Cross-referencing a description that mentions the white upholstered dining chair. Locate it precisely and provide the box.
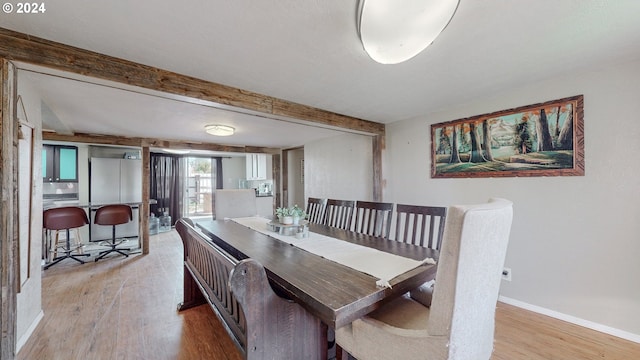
[214,189,257,219]
[336,198,513,360]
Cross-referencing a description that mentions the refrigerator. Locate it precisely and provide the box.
[90,158,142,242]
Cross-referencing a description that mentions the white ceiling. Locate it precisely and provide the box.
[3,0,640,148]
[17,67,347,148]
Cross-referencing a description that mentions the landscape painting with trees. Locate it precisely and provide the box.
[431,95,584,178]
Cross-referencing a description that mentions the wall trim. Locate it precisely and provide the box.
[499,296,640,344]
[15,309,43,352]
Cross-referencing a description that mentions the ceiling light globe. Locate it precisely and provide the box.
[357,0,459,64]
[205,124,235,136]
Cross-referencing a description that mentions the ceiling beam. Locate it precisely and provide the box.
[0,27,385,136]
[42,131,281,154]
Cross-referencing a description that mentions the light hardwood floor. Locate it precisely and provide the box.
[18,230,640,360]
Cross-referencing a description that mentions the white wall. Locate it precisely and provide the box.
[385,59,640,339]
[304,133,373,201]
[16,72,43,350]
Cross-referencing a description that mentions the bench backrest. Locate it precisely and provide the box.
[176,219,247,350]
[176,219,324,360]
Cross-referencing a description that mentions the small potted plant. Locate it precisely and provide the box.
[275,207,293,225]
[290,205,307,225]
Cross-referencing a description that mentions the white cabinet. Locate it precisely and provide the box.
[246,153,267,180]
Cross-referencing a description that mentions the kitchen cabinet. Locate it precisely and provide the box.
[42,145,78,182]
[245,153,267,180]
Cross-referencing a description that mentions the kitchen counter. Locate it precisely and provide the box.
[43,199,157,210]
[43,200,158,246]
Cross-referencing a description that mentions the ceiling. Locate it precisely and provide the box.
[3,0,640,149]
[17,67,347,149]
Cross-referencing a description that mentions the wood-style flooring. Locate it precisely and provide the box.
[18,230,640,360]
[18,230,242,360]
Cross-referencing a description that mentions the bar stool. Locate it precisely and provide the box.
[94,204,133,261]
[43,206,91,270]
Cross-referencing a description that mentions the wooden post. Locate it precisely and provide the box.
[272,153,281,210]
[282,150,289,207]
[372,134,385,202]
[1,58,18,359]
[141,146,150,255]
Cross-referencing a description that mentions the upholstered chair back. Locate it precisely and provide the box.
[215,189,258,219]
[428,198,513,358]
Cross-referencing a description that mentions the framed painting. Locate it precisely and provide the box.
[431,95,584,178]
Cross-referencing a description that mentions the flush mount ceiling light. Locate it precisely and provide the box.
[164,149,190,155]
[356,0,460,64]
[205,124,235,136]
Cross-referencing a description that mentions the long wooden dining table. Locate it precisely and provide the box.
[194,218,438,329]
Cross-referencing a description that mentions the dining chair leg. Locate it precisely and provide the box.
[52,230,59,259]
[74,228,84,254]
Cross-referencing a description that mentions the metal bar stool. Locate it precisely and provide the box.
[43,206,91,270]
[93,204,133,261]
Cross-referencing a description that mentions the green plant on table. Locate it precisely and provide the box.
[276,205,307,219]
[290,205,307,219]
[275,207,292,218]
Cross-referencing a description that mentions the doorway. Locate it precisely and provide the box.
[185,157,215,219]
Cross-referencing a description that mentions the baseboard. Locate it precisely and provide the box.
[498,296,640,344]
[16,309,44,352]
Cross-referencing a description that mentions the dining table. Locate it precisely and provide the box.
[194,217,438,329]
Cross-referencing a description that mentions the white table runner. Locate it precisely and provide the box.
[230,217,436,287]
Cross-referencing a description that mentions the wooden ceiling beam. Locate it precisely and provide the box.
[42,131,281,154]
[43,132,143,147]
[0,27,385,136]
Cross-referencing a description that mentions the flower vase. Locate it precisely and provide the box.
[281,216,293,225]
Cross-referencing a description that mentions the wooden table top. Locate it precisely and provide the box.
[196,219,438,329]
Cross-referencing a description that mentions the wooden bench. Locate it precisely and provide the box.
[176,219,324,359]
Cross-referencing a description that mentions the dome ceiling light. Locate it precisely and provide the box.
[205,124,235,136]
[163,149,190,154]
[356,0,460,64]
